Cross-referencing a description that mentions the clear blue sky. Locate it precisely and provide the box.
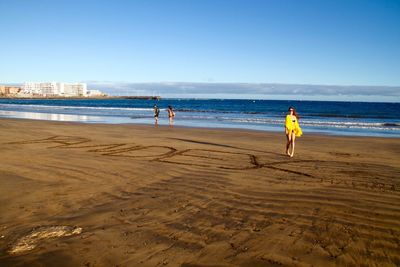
[1,0,399,88]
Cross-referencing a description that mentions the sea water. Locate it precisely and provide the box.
[0,99,399,137]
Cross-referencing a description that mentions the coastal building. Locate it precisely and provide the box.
[23,82,59,95]
[63,83,87,96]
[0,85,21,95]
[86,89,104,97]
[22,82,88,97]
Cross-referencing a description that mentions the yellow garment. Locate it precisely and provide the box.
[285,115,303,137]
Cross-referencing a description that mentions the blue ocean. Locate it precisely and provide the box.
[0,99,399,137]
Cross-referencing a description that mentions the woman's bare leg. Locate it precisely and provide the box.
[286,133,291,156]
[290,133,296,157]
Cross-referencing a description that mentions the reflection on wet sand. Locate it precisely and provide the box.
[0,110,93,122]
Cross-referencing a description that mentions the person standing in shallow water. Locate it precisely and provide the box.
[285,107,302,157]
[167,105,175,125]
[153,104,160,125]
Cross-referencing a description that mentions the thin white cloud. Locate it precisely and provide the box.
[87,82,400,99]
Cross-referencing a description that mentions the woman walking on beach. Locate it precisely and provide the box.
[285,107,302,157]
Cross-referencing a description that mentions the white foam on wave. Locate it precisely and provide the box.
[209,117,400,131]
[0,104,398,133]
[0,103,154,111]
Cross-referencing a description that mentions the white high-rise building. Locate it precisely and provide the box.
[63,83,87,96]
[22,82,44,95]
[22,82,88,96]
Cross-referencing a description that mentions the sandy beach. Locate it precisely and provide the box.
[0,118,399,267]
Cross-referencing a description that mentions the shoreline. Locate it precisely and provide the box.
[1,99,399,138]
[1,112,399,139]
[0,118,399,266]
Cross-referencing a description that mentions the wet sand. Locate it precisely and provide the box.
[0,118,399,267]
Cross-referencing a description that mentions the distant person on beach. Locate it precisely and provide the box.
[153,104,160,125]
[285,106,302,157]
[167,105,175,125]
